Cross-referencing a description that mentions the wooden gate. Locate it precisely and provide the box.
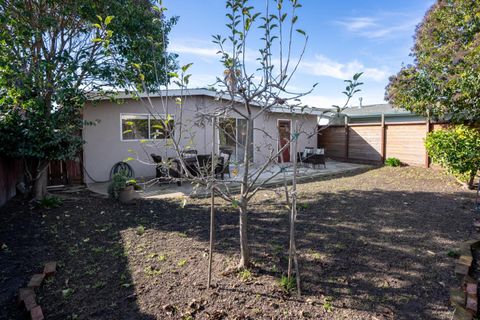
[48,158,83,186]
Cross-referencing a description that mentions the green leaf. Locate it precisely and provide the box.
[181,63,193,73]
[295,29,306,36]
[104,16,114,25]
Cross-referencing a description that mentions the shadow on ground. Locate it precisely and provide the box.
[0,166,476,319]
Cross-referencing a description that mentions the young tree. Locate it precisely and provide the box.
[0,0,177,199]
[105,1,362,282]
[385,0,480,123]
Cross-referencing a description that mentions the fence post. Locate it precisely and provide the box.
[380,113,386,163]
[344,116,349,160]
[424,118,431,168]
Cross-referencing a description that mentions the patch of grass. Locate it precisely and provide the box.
[62,288,74,299]
[92,246,105,254]
[385,157,401,167]
[311,252,322,260]
[39,195,63,209]
[136,225,145,235]
[176,232,187,238]
[323,296,334,313]
[144,265,162,277]
[177,259,187,267]
[279,275,296,292]
[447,250,460,258]
[238,269,252,281]
[272,243,283,254]
[92,280,106,289]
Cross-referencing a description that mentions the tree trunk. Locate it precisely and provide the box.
[238,203,250,268]
[468,171,477,189]
[34,165,48,200]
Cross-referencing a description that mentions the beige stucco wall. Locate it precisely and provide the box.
[82,95,318,183]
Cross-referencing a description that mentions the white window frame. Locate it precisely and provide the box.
[120,113,174,141]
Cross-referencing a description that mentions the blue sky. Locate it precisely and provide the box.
[163,0,434,108]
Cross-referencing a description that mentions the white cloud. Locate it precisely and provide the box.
[335,14,420,40]
[338,17,378,32]
[169,43,218,58]
[300,54,388,82]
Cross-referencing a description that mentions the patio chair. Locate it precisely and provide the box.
[151,154,166,178]
[151,153,182,186]
[297,147,314,163]
[304,148,326,169]
[181,149,198,159]
[217,150,232,179]
[297,147,326,169]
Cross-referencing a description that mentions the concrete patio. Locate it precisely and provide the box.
[87,160,371,199]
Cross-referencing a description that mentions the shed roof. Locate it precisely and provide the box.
[341,103,414,118]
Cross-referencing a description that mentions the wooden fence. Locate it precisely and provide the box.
[318,117,447,167]
[0,157,23,207]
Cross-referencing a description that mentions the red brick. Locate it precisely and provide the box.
[466,294,478,315]
[456,264,470,276]
[18,287,35,303]
[30,305,44,320]
[28,274,45,289]
[23,293,37,311]
[467,283,478,295]
[459,255,474,267]
[43,261,57,277]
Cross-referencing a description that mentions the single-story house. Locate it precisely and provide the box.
[82,89,322,183]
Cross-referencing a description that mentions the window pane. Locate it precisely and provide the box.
[122,115,148,140]
[150,118,174,139]
[237,119,253,162]
[219,118,236,160]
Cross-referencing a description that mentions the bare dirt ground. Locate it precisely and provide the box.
[0,166,477,319]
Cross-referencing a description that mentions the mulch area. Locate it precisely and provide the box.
[0,166,477,319]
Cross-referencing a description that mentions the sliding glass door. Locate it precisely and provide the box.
[218,118,253,163]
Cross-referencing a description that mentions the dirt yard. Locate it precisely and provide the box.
[0,166,477,319]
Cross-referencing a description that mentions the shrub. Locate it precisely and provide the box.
[279,275,296,293]
[384,157,401,167]
[238,269,252,281]
[39,195,63,208]
[107,171,139,199]
[425,125,480,188]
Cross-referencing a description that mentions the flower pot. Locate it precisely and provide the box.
[118,185,135,204]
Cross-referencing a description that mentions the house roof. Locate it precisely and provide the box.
[340,103,415,118]
[89,88,327,116]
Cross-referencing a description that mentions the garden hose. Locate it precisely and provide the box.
[110,162,135,179]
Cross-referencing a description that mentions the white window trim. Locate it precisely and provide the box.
[120,113,174,142]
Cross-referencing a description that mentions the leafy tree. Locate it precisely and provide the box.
[0,0,177,199]
[386,0,480,123]
[425,125,480,188]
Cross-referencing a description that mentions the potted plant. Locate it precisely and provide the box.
[108,171,139,203]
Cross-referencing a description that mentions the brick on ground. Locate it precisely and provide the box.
[453,306,474,320]
[28,274,45,289]
[466,294,478,315]
[43,261,57,277]
[17,287,35,304]
[23,293,37,311]
[459,255,474,267]
[466,282,478,296]
[451,287,467,307]
[30,305,44,320]
[456,264,470,276]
